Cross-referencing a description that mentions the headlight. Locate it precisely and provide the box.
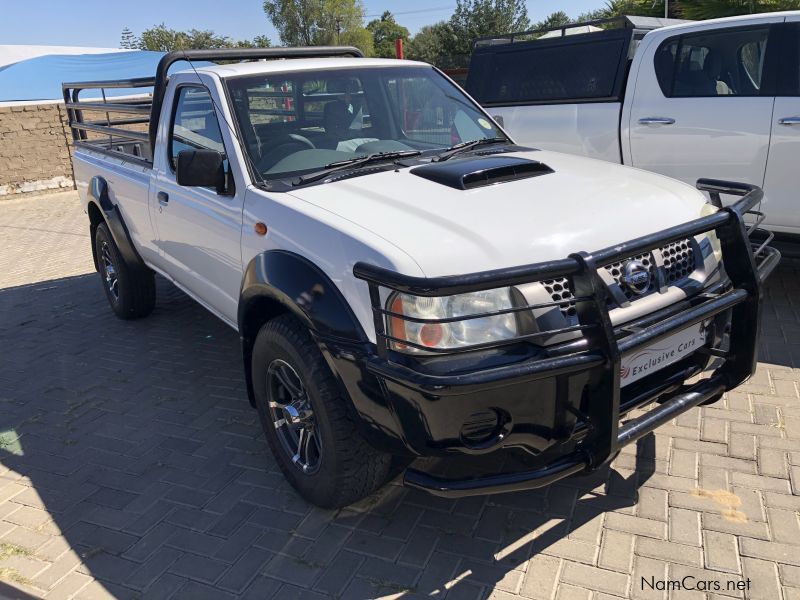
[387,287,519,353]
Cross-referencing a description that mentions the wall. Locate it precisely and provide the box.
[0,103,75,198]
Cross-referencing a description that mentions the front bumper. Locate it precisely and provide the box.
[349,179,780,497]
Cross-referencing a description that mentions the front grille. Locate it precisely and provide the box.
[662,239,695,283]
[543,278,577,318]
[543,237,698,318]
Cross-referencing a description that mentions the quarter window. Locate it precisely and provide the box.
[655,27,771,98]
[170,86,226,170]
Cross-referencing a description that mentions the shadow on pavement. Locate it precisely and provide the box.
[0,263,791,598]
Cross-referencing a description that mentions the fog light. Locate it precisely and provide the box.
[460,409,502,445]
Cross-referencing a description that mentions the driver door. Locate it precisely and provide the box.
[152,84,245,326]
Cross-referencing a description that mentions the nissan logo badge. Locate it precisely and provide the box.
[623,260,651,295]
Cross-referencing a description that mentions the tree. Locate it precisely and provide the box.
[137,24,271,51]
[367,11,411,58]
[234,35,273,48]
[447,0,530,58]
[339,27,374,55]
[120,27,139,49]
[138,24,229,51]
[406,22,452,65]
[527,11,572,36]
[263,0,320,45]
[263,0,374,54]
[576,7,612,21]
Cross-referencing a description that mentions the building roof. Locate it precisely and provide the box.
[0,45,129,69]
[0,51,166,103]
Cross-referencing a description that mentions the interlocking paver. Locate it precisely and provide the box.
[1,190,799,599]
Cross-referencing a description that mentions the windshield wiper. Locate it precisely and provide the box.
[431,137,509,162]
[292,150,422,186]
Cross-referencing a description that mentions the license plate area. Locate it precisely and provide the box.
[620,323,708,388]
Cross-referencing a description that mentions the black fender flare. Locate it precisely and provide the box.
[238,250,368,401]
[238,250,411,454]
[87,176,148,271]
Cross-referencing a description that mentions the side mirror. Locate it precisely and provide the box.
[175,149,228,193]
[493,115,505,128]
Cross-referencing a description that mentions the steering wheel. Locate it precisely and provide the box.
[258,134,315,172]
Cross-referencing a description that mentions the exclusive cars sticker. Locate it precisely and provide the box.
[620,323,707,387]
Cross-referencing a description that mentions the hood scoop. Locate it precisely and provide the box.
[411,155,553,190]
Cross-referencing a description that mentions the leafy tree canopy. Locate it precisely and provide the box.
[447,0,530,56]
[406,21,452,65]
[263,0,373,54]
[533,11,572,30]
[367,11,411,58]
[137,24,270,51]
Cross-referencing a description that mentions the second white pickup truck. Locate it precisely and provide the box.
[64,47,778,508]
[467,12,800,237]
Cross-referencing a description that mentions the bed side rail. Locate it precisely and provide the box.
[62,77,155,167]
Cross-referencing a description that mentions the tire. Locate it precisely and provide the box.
[94,222,155,319]
[252,314,392,508]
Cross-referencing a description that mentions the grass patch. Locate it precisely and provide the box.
[0,430,23,457]
[0,566,32,586]
[0,543,32,561]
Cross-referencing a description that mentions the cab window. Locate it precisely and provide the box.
[169,86,226,170]
[655,26,771,98]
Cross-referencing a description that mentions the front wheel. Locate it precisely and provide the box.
[252,315,392,508]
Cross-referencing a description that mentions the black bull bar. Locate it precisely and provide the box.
[353,179,781,497]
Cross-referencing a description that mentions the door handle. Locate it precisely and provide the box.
[778,117,800,126]
[157,191,169,205]
[638,117,675,126]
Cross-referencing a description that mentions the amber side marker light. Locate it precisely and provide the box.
[254,222,268,236]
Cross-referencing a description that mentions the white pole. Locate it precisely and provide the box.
[665,0,669,18]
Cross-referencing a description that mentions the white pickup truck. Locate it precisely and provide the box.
[467,12,800,238]
[65,48,778,508]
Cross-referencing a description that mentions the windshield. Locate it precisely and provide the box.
[225,65,507,183]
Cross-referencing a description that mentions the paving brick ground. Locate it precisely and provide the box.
[0,191,798,600]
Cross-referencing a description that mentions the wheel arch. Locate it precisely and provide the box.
[87,200,104,271]
[86,175,148,272]
[238,250,368,406]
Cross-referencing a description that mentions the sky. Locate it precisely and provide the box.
[0,0,605,48]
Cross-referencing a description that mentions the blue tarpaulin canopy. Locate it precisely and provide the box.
[0,51,177,102]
